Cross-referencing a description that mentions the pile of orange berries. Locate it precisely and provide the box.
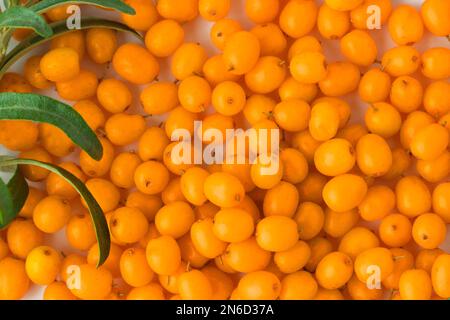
[0,0,449,300]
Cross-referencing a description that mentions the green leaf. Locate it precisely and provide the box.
[29,0,135,15]
[0,93,103,161]
[0,162,29,228]
[0,6,53,37]
[0,158,110,266]
[0,18,142,76]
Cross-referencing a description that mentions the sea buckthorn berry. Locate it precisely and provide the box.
[66,214,96,251]
[421,0,450,36]
[382,248,414,290]
[178,235,209,269]
[424,81,450,118]
[358,185,395,221]
[245,0,279,23]
[396,176,431,218]
[25,246,61,285]
[400,111,435,149]
[340,30,377,66]
[318,3,351,40]
[113,43,159,84]
[110,207,149,244]
[46,162,86,200]
[263,181,299,218]
[0,258,30,300]
[356,134,393,177]
[138,127,170,162]
[141,81,178,115]
[338,227,380,260]
[46,4,70,21]
[280,271,318,300]
[251,23,287,57]
[163,142,195,175]
[273,99,310,132]
[79,137,115,178]
[199,0,230,21]
[73,100,105,132]
[204,172,245,208]
[155,201,195,238]
[110,152,142,189]
[85,178,120,212]
[399,269,432,300]
[314,138,356,176]
[314,288,344,300]
[336,124,368,146]
[294,202,324,241]
[382,147,411,180]
[323,174,368,212]
[56,69,98,101]
[245,56,287,94]
[157,0,198,22]
[250,156,284,190]
[171,42,208,80]
[358,68,391,103]
[127,192,163,221]
[157,261,187,293]
[410,123,448,161]
[237,271,281,300]
[290,52,327,84]
[43,282,77,300]
[417,151,450,183]
[120,248,154,288]
[121,0,158,31]
[291,130,321,163]
[7,219,44,259]
[40,47,79,82]
[319,61,360,97]
[203,55,240,86]
[210,18,242,50]
[389,5,424,45]
[275,241,311,274]
[87,243,122,277]
[194,202,220,220]
[306,237,334,272]
[165,106,199,138]
[50,31,85,60]
[354,247,394,282]
[390,76,423,113]
[223,31,260,75]
[381,46,420,77]
[97,78,132,114]
[279,77,318,103]
[221,160,255,193]
[19,147,53,181]
[0,120,38,152]
[296,172,328,205]
[126,283,165,300]
[179,76,211,113]
[279,0,318,38]
[280,148,308,184]
[288,36,322,61]
[421,47,450,80]
[19,187,44,218]
[350,0,392,29]
[324,208,359,238]
[433,183,450,223]
[161,178,185,205]
[315,252,353,290]
[213,208,254,243]
[178,270,213,300]
[191,218,227,259]
[416,248,444,273]
[202,265,234,300]
[33,196,71,234]
[39,123,74,157]
[70,264,113,300]
[314,97,351,129]
[86,28,117,64]
[347,274,384,300]
[134,161,170,196]
[145,19,184,58]
[412,213,447,249]
[326,0,363,11]
[256,216,298,252]
[365,102,402,138]
[24,56,51,89]
[223,237,270,273]
[431,254,450,299]
[105,113,146,146]
[379,213,412,248]
[180,167,209,206]
[309,101,341,141]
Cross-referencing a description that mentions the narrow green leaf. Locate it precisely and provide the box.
[0,6,53,37]
[29,0,135,15]
[0,162,29,228]
[0,18,142,76]
[0,158,110,266]
[0,93,103,161]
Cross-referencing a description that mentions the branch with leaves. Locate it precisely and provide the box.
[0,0,140,266]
